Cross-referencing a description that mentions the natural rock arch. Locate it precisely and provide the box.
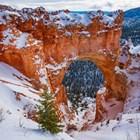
[0,6,126,121]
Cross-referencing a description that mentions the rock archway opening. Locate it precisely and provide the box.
[62,60,104,112]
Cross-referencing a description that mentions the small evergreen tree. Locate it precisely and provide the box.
[37,88,63,134]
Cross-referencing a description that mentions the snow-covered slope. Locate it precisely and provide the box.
[0,62,40,115]
[122,7,140,46]
[0,62,74,140]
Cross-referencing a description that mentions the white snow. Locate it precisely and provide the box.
[1,28,28,48]
[0,62,74,140]
[80,31,91,37]
[33,55,48,85]
[97,87,106,94]
[55,87,60,94]
[0,62,39,95]
[103,15,115,27]
[0,10,20,24]
[73,113,140,140]
[1,27,41,49]
[15,33,29,49]
[0,6,121,29]
[129,45,140,55]
[49,10,117,27]
[46,61,67,71]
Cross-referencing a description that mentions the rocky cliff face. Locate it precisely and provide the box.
[0,5,125,121]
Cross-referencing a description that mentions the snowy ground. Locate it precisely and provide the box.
[0,62,74,140]
[73,113,140,140]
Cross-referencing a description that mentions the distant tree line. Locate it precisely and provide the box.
[62,60,104,110]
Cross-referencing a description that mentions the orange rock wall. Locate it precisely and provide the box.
[0,5,125,121]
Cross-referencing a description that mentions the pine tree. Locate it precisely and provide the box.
[36,88,63,134]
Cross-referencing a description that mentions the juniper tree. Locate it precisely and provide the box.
[37,88,63,134]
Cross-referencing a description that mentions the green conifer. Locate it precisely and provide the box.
[37,88,63,134]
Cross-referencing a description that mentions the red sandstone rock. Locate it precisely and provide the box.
[0,5,126,121]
